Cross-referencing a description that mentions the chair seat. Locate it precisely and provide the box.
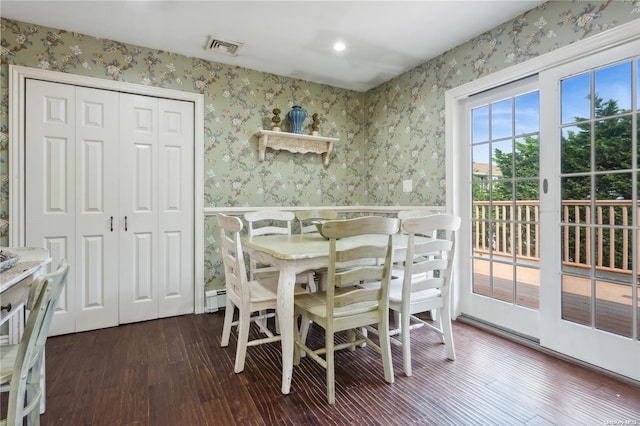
[294,289,379,319]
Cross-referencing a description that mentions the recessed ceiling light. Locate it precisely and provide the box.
[333,41,346,52]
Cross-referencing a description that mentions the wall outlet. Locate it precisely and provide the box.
[402,179,412,192]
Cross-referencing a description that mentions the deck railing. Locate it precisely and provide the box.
[473,200,638,275]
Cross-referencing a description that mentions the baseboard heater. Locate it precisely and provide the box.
[205,289,227,312]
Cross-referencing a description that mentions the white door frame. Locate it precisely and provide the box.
[445,20,640,320]
[9,65,206,314]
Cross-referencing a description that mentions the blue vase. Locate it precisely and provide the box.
[288,105,306,134]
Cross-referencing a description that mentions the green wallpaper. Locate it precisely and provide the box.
[1,0,638,291]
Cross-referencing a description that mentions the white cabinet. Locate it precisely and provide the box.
[25,79,194,335]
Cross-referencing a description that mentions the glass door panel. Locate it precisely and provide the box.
[559,60,637,339]
[465,77,541,338]
[540,41,639,381]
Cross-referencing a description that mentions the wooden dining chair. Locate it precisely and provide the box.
[0,260,70,426]
[293,216,399,404]
[244,210,316,291]
[217,213,306,373]
[362,214,460,376]
[295,209,339,234]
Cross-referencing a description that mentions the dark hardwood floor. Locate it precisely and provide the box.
[33,312,640,425]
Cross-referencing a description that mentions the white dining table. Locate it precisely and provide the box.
[1,246,51,413]
[242,232,416,395]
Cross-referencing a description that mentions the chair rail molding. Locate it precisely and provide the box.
[255,129,339,167]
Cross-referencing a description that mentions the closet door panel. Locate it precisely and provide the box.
[119,94,159,323]
[74,87,119,332]
[25,79,77,336]
[157,99,194,316]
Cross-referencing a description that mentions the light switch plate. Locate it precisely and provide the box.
[403,179,412,192]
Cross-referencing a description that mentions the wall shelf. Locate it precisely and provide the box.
[256,129,339,167]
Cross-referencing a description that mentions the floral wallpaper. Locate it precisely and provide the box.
[1,0,639,293]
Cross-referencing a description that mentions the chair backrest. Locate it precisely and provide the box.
[397,210,440,220]
[321,216,400,325]
[397,210,440,235]
[6,260,69,425]
[244,210,295,237]
[244,210,295,280]
[217,213,251,303]
[295,209,339,234]
[401,214,461,302]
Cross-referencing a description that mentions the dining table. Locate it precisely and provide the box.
[0,246,51,413]
[1,247,52,334]
[242,231,419,395]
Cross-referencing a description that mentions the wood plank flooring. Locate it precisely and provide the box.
[29,312,640,425]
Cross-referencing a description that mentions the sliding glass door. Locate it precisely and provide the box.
[539,42,640,380]
[462,77,542,339]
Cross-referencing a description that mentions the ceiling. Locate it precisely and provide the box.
[1,1,546,92]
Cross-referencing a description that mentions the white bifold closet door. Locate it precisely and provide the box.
[25,79,194,336]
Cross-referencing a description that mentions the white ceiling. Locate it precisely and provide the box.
[1,0,546,92]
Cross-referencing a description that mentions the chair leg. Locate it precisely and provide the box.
[221,300,235,347]
[433,307,445,344]
[440,307,456,361]
[326,328,336,404]
[393,311,400,329]
[299,314,310,349]
[378,319,395,384]
[294,312,310,364]
[234,309,251,373]
[346,329,356,351]
[401,309,412,377]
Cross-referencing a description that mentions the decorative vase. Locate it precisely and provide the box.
[287,105,306,134]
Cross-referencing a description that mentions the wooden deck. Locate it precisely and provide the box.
[11,312,638,425]
[473,258,639,338]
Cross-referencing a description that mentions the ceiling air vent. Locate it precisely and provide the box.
[204,36,243,56]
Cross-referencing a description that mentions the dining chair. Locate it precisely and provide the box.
[0,260,70,426]
[362,214,460,376]
[295,209,339,234]
[293,216,399,404]
[395,209,441,321]
[217,213,306,373]
[396,209,440,221]
[244,210,316,292]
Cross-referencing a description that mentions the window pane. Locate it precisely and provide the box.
[515,92,539,135]
[472,106,489,143]
[595,61,632,113]
[473,258,491,297]
[637,59,640,111]
[595,280,633,337]
[562,225,591,270]
[516,265,539,309]
[561,72,591,124]
[493,261,514,303]
[562,176,591,204]
[514,217,538,258]
[562,275,591,326]
[491,99,512,140]
[637,286,640,340]
[595,117,632,172]
[515,136,539,178]
[472,220,492,253]
[593,224,632,285]
[561,126,591,174]
[492,139,512,181]
[595,172,632,205]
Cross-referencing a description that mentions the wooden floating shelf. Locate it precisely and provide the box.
[256,129,339,167]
